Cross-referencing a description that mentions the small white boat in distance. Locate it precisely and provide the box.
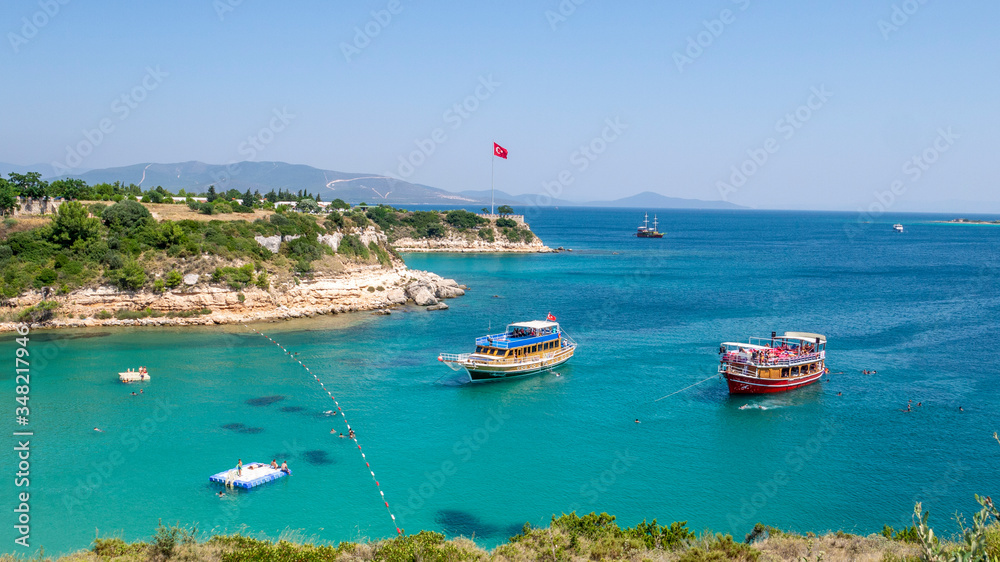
[119,366,150,383]
[893,224,904,232]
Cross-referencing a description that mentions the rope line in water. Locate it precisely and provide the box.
[653,374,719,402]
[244,325,403,536]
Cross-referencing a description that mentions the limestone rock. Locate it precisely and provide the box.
[426,302,449,311]
[407,284,438,306]
[183,274,199,285]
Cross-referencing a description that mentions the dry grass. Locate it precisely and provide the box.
[755,533,920,561]
[0,216,51,237]
[142,203,274,222]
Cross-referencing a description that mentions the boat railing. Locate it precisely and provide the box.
[475,332,561,349]
[442,346,574,367]
[722,351,824,367]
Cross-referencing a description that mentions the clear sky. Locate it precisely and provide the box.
[2,0,998,211]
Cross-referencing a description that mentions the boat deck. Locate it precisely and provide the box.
[209,463,290,489]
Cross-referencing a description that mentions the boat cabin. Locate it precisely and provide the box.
[472,321,564,359]
[720,332,826,378]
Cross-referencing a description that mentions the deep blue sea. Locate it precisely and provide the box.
[3,208,1000,555]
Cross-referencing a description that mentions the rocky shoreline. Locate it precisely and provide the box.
[393,233,551,253]
[0,265,465,332]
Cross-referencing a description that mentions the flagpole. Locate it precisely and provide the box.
[490,148,495,215]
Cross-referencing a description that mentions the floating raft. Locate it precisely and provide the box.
[119,367,150,383]
[209,463,290,489]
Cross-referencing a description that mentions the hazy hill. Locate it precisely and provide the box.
[17,159,743,209]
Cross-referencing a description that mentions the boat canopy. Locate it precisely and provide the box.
[508,321,559,330]
[720,342,771,350]
[782,332,826,343]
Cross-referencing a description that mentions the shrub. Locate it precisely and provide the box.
[237,292,245,302]
[368,241,392,266]
[213,201,233,214]
[521,229,534,243]
[337,234,370,260]
[16,300,58,323]
[284,236,324,263]
[255,271,270,290]
[153,279,165,292]
[101,200,152,231]
[33,268,57,287]
[504,227,520,242]
[109,261,147,291]
[445,209,487,229]
[496,217,517,228]
[96,309,112,319]
[478,227,495,242]
[164,270,183,288]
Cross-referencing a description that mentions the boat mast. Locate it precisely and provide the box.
[653,214,658,232]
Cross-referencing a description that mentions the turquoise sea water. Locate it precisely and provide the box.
[3,208,1000,555]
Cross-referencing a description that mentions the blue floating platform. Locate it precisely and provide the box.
[209,463,290,489]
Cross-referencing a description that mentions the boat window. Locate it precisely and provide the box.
[781,368,789,377]
[791,366,799,376]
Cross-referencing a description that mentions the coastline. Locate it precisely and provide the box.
[0,264,465,332]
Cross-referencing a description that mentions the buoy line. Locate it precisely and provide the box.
[653,374,719,402]
[244,325,403,535]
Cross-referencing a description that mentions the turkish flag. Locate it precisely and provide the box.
[493,142,508,159]
[546,313,556,321]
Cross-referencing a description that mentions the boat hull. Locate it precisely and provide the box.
[462,351,573,382]
[724,370,823,394]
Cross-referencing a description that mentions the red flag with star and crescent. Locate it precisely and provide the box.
[547,312,556,321]
[493,142,508,159]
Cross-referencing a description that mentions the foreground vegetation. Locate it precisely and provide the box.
[7,505,1000,562]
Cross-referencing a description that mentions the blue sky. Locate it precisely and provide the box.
[2,0,998,210]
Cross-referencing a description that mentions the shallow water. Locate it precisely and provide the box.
[2,208,998,554]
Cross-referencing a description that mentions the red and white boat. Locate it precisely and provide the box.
[719,332,827,394]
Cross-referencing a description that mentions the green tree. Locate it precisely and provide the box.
[0,178,18,216]
[9,172,48,199]
[330,198,350,210]
[50,201,100,246]
[497,204,514,215]
[297,198,319,213]
[101,200,152,231]
[206,185,217,202]
[48,178,87,200]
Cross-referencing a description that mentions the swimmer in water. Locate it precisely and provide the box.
[216,491,225,497]
[93,427,104,432]
[837,392,842,396]
[131,392,137,396]
[634,419,640,423]
[339,433,345,438]
[959,406,964,412]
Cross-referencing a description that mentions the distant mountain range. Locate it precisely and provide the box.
[0,160,746,209]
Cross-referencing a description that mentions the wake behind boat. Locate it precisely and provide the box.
[438,319,577,381]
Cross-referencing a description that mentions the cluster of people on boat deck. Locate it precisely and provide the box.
[510,327,553,338]
[733,343,816,364]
